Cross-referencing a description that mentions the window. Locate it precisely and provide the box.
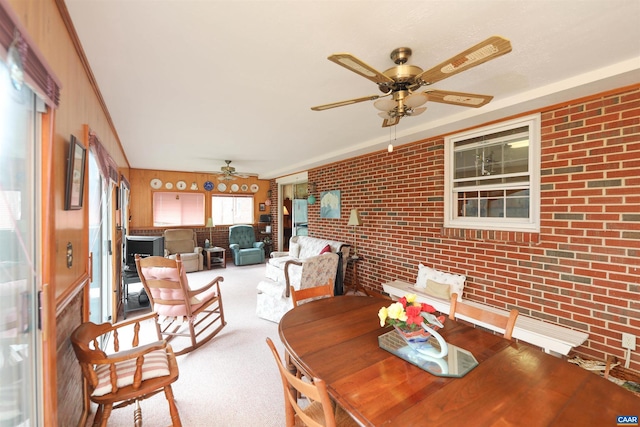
[153,192,204,226]
[212,195,254,225]
[444,114,540,231]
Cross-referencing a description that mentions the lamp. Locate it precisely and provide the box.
[283,205,289,216]
[347,208,363,258]
[206,217,214,248]
[374,90,428,122]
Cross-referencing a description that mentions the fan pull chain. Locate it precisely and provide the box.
[388,125,396,153]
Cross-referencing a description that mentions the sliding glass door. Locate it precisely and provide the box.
[88,152,113,324]
[0,53,42,426]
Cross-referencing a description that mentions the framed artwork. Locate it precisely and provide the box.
[259,203,266,211]
[65,135,86,210]
[320,190,341,219]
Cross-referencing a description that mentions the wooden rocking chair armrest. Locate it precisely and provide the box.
[188,276,224,297]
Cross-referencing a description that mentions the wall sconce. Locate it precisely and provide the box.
[307,182,317,205]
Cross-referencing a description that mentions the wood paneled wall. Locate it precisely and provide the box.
[129,168,271,229]
[6,1,131,424]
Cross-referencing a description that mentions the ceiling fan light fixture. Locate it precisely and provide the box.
[404,92,428,108]
[378,111,391,119]
[374,98,397,111]
[408,106,427,116]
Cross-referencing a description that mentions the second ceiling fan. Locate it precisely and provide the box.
[311,36,512,127]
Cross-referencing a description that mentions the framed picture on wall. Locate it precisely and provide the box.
[320,190,341,219]
[65,134,86,210]
[259,203,266,211]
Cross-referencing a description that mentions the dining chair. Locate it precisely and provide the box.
[135,253,226,356]
[71,312,181,427]
[266,338,359,427]
[449,293,519,340]
[291,279,334,307]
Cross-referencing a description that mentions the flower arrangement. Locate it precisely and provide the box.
[378,294,441,331]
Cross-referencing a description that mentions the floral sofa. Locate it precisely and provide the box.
[256,252,339,322]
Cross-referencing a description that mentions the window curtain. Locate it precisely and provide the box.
[0,0,62,108]
[88,129,118,184]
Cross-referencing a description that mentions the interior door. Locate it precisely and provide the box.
[0,54,42,426]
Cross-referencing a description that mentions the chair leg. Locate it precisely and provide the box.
[91,404,104,427]
[97,403,112,427]
[164,385,182,427]
[134,400,142,427]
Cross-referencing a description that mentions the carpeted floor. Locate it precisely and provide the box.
[89,262,286,426]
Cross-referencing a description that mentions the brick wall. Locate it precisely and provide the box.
[304,85,640,371]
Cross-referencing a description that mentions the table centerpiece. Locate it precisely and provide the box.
[378,294,449,358]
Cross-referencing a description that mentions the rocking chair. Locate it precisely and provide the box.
[135,254,226,356]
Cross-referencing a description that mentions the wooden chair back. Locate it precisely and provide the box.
[291,279,334,307]
[266,338,357,427]
[70,313,181,426]
[449,293,519,340]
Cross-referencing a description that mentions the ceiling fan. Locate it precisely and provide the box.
[216,160,248,181]
[311,36,512,127]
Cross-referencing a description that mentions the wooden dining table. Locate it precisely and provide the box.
[278,295,639,426]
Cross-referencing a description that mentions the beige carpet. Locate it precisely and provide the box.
[91,262,285,426]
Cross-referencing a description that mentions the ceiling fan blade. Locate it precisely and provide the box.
[425,90,493,108]
[328,53,394,85]
[311,95,381,111]
[416,36,512,85]
[382,116,400,127]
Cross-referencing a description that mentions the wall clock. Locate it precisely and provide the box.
[150,178,162,189]
[204,181,214,191]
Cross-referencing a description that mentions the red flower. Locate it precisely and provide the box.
[421,303,436,314]
[398,296,408,308]
[405,305,424,326]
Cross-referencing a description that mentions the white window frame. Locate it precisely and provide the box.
[444,113,541,232]
[211,195,254,225]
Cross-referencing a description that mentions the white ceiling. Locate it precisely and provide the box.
[64,0,640,180]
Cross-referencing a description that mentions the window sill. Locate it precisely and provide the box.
[441,227,540,244]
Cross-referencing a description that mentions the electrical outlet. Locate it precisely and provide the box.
[622,333,636,350]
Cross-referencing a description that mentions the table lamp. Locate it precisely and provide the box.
[206,217,214,248]
[347,208,363,258]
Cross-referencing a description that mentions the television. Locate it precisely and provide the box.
[125,236,164,269]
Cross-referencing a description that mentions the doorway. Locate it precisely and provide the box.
[88,152,113,324]
[275,172,308,252]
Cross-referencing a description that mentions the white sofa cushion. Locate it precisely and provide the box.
[415,263,465,301]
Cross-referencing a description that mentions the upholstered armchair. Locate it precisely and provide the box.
[229,225,265,266]
[256,252,339,322]
[163,229,203,273]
